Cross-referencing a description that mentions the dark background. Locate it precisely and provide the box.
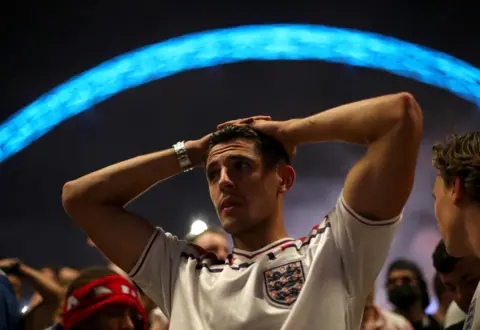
[2,1,479,307]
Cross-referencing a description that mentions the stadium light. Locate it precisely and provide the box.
[190,219,208,236]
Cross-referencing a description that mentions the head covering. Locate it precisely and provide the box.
[62,274,147,330]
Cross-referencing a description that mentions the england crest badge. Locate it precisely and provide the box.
[264,261,305,306]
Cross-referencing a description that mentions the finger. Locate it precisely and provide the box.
[241,116,271,125]
[217,119,241,130]
[217,116,271,130]
[217,120,248,130]
[250,115,271,121]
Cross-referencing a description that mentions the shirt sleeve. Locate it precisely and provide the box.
[129,227,194,318]
[310,192,401,298]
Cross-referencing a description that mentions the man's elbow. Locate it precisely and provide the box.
[62,180,85,216]
[388,92,423,141]
[396,93,423,127]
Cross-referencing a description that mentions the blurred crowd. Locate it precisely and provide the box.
[1,226,476,330]
[0,227,229,330]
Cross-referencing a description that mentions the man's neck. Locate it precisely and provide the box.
[232,213,288,252]
[464,205,480,257]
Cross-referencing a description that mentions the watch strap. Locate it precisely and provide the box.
[173,141,193,172]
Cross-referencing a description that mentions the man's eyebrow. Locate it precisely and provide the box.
[206,154,252,170]
[226,154,252,162]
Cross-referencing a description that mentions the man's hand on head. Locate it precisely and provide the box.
[186,132,214,167]
[217,115,272,129]
[217,116,297,159]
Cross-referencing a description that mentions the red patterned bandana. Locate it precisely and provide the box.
[62,274,147,330]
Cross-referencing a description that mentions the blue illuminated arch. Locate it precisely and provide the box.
[2,24,480,163]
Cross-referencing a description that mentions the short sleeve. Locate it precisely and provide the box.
[129,227,189,318]
[311,192,401,298]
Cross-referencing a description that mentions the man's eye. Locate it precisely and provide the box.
[235,161,250,169]
[208,170,219,180]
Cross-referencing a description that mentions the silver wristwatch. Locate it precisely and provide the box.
[173,141,194,172]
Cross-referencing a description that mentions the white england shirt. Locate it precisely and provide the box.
[130,194,400,330]
[463,283,480,330]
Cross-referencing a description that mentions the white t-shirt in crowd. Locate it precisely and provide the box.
[444,301,466,328]
[130,194,400,330]
[463,283,480,330]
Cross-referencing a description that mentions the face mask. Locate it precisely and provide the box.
[388,284,420,310]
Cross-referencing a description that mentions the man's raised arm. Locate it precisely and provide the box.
[62,137,209,273]
[285,92,423,220]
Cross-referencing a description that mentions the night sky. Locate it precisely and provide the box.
[2,1,479,306]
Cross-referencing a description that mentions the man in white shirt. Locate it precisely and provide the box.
[432,132,480,330]
[62,93,423,329]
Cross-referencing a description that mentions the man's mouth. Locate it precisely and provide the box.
[220,197,242,211]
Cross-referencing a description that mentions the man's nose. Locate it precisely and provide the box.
[218,168,234,191]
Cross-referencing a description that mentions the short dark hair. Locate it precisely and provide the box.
[66,267,116,297]
[432,240,462,274]
[206,125,290,167]
[185,226,226,243]
[387,259,430,310]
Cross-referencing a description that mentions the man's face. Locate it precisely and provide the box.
[387,269,418,289]
[433,175,470,257]
[386,269,422,310]
[194,231,229,260]
[206,139,288,235]
[84,304,138,330]
[438,256,480,313]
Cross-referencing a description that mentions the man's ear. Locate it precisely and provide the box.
[277,164,295,194]
[451,176,464,204]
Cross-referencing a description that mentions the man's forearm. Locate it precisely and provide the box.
[63,141,203,208]
[285,93,421,146]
